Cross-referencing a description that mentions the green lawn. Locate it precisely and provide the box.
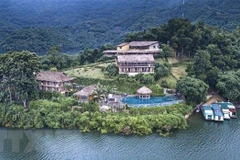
[171,64,187,79]
[65,62,114,79]
[65,67,105,79]
[155,57,179,64]
[158,75,177,89]
[155,58,188,88]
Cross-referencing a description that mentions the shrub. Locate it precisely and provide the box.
[104,63,118,77]
[39,90,63,100]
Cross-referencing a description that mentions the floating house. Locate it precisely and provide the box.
[103,41,160,56]
[136,86,152,99]
[116,54,155,75]
[211,103,224,122]
[201,105,214,121]
[36,71,74,93]
[219,102,237,119]
[74,85,96,102]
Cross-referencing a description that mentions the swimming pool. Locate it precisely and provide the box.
[121,96,182,107]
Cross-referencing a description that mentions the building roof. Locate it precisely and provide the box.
[103,49,161,54]
[129,41,158,47]
[220,102,235,109]
[117,43,129,47]
[211,103,223,116]
[117,54,154,63]
[202,105,212,111]
[74,85,96,97]
[137,86,152,94]
[36,71,74,82]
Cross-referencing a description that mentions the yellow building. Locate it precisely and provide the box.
[116,43,129,51]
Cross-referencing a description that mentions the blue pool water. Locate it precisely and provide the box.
[122,96,182,107]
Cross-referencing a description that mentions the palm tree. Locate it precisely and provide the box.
[92,82,107,103]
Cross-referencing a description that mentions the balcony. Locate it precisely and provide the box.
[118,63,154,67]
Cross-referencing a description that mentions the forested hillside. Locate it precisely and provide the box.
[0,0,239,54]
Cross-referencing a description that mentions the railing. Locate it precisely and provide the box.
[39,83,62,88]
[118,64,154,67]
[119,71,154,73]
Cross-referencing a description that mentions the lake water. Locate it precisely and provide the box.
[1,111,240,160]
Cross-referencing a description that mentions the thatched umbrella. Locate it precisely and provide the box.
[136,86,152,99]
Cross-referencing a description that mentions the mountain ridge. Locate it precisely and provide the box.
[0,0,239,54]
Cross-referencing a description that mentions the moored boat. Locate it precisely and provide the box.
[201,105,214,121]
[211,103,224,122]
[220,102,237,119]
[219,102,231,120]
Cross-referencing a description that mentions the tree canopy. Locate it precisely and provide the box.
[176,77,209,105]
[0,51,41,108]
[1,0,240,53]
[216,71,240,101]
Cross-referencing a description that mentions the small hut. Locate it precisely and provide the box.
[137,86,152,99]
[74,85,96,102]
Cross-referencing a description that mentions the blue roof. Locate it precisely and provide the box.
[202,105,212,110]
[211,104,223,116]
[220,102,229,109]
[220,102,235,109]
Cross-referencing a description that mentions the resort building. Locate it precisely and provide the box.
[137,86,152,99]
[36,71,74,93]
[117,54,155,75]
[73,85,96,102]
[103,41,161,56]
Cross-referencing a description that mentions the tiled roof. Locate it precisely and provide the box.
[129,41,158,47]
[117,43,129,47]
[36,71,74,82]
[103,49,161,54]
[74,85,96,96]
[117,54,154,63]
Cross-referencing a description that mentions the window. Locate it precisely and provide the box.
[135,68,138,72]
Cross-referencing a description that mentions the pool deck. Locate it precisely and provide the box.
[99,94,126,112]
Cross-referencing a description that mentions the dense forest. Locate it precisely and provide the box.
[126,18,240,102]
[0,0,240,53]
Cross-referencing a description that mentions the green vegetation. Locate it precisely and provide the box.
[0,51,41,108]
[104,63,119,77]
[171,63,188,79]
[74,77,164,96]
[126,18,240,102]
[41,46,110,71]
[0,99,191,136]
[1,0,240,53]
[216,71,240,101]
[176,77,209,105]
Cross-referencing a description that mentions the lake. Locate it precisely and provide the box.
[1,111,240,160]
